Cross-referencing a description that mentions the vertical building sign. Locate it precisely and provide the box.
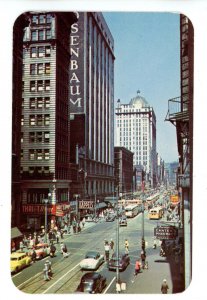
[70,12,85,113]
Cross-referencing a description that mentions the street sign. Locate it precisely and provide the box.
[79,200,94,209]
[154,226,178,240]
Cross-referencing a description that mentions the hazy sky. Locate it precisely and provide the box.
[103,12,180,163]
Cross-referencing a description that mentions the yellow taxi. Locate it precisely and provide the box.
[10,252,32,273]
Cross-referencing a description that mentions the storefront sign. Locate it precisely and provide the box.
[22,204,55,215]
[154,226,178,240]
[55,204,70,217]
[79,200,94,209]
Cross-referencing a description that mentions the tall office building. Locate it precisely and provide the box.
[115,92,157,188]
[69,12,115,203]
[18,12,77,229]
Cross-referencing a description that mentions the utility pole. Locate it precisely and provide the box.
[116,186,120,293]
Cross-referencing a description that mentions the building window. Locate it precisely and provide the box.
[44,132,50,143]
[38,30,44,41]
[37,80,43,91]
[45,97,50,108]
[44,114,50,125]
[21,132,24,143]
[29,149,35,160]
[31,47,37,58]
[45,46,51,57]
[45,80,50,91]
[43,166,50,174]
[29,167,34,174]
[37,97,43,108]
[45,63,50,74]
[37,132,43,142]
[37,63,44,75]
[37,149,43,160]
[29,132,35,143]
[21,149,24,160]
[39,14,45,24]
[32,15,38,24]
[21,116,24,126]
[29,115,36,126]
[46,14,52,24]
[44,149,50,160]
[22,81,24,92]
[30,81,36,92]
[21,98,24,109]
[37,115,43,126]
[30,64,36,75]
[30,98,36,109]
[38,47,44,58]
[46,29,51,40]
[31,30,37,41]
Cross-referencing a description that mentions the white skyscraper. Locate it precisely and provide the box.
[115,93,157,187]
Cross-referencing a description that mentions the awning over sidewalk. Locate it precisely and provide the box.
[104,196,119,205]
[11,227,23,239]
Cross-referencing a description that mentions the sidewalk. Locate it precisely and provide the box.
[127,246,185,294]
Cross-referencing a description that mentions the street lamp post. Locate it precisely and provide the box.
[116,188,120,293]
[44,193,51,243]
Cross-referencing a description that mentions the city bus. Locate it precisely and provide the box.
[148,206,163,220]
[125,204,141,218]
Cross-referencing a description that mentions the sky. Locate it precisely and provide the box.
[103,12,180,163]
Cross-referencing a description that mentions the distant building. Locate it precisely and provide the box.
[114,147,134,195]
[164,161,179,186]
[115,92,157,188]
[69,12,115,204]
[16,12,77,230]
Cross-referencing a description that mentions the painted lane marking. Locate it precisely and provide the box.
[103,276,116,294]
[42,262,80,294]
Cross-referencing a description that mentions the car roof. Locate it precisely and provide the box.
[85,251,100,257]
[11,252,27,258]
[81,272,100,280]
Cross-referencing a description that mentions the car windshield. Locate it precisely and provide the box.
[85,253,96,259]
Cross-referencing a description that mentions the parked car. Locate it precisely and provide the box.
[108,253,130,271]
[79,251,104,270]
[119,216,127,226]
[32,243,50,259]
[76,272,107,293]
[10,252,32,274]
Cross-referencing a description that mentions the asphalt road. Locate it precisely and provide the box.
[11,211,160,294]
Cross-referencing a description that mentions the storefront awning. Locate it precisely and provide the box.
[11,227,23,239]
[104,197,119,204]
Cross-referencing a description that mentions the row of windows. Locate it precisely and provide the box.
[21,166,50,174]
[27,46,51,58]
[22,97,50,109]
[22,80,51,92]
[21,114,50,126]
[29,63,51,75]
[32,14,52,25]
[31,29,52,41]
[21,131,50,143]
[28,149,50,160]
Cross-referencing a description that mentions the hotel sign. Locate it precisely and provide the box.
[154,226,178,240]
[69,12,84,113]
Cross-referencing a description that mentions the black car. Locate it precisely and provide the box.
[108,253,130,271]
[76,272,107,293]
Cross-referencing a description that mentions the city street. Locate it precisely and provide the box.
[11,206,184,294]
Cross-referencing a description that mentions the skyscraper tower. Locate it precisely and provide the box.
[69,12,115,201]
[115,92,157,188]
[18,12,77,229]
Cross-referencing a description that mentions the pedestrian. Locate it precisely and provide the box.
[125,239,129,254]
[134,259,141,276]
[82,217,85,228]
[104,241,110,261]
[50,243,56,257]
[19,240,24,251]
[31,248,37,263]
[141,250,146,269]
[110,239,114,252]
[161,279,169,294]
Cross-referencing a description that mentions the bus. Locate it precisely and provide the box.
[125,204,141,218]
[148,206,163,220]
